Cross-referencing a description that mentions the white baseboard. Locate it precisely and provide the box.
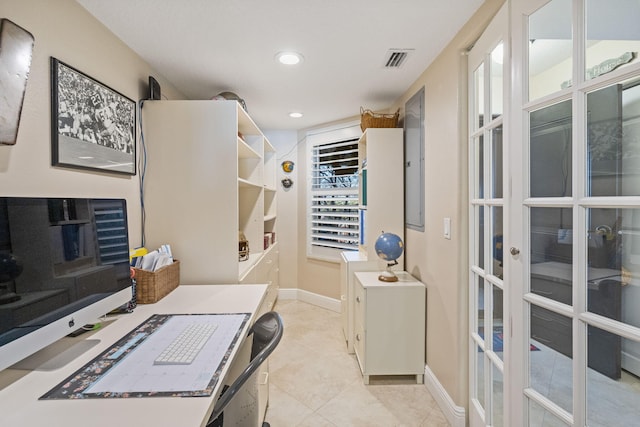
[277,288,341,313]
[424,365,466,427]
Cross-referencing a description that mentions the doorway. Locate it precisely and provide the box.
[470,1,640,425]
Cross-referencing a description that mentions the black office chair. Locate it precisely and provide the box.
[207,311,284,427]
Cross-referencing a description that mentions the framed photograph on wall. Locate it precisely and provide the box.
[50,57,136,175]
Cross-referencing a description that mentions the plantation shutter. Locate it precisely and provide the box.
[310,138,360,252]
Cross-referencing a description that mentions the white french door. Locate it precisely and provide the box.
[468,4,509,427]
[510,0,640,426]
[471,1,640,426]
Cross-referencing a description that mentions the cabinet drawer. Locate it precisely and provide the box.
[354,280,365,324]
[531,275,571,305]
[354,321,365,369]
[531,305,571,356]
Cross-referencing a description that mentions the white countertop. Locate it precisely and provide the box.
[0,284,267,427]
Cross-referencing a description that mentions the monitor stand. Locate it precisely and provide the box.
[10,318,116,372]
[11,338,101,371]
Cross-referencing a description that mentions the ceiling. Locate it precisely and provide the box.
[76,0,485,130]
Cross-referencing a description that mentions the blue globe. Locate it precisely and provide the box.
[374,232,404,262]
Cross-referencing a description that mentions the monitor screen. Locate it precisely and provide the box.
[0,197,133,370]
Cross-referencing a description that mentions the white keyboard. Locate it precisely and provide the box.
[153,323,218,365]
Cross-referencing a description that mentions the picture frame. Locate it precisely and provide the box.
[0,19,34,146]
[50,57,136,175]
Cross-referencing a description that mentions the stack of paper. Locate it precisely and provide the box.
[131,244,174,271]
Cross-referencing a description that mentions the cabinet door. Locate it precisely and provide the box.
[353,280,366,370]
[364,285,425,375]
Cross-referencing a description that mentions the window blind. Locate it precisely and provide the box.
[310,138,359,251]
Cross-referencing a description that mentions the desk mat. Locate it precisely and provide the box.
[40,313,250,400]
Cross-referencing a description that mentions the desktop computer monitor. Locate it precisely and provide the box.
[0,197,133,371]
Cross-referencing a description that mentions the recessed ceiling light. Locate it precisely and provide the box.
[276,52,303,65]
[289,112,303,118]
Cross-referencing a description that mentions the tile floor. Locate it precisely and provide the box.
[264,299,450,426]
[527,339,640,427]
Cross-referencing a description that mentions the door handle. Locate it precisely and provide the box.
[510,247,520,256]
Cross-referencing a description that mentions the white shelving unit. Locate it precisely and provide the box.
[340,128,404,351]
[141,100,277,286]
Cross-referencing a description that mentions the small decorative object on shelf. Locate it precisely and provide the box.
[281,160,294,173]
[360,107,399,131]
[374,231,404,282]
[212,91,247,112]
[281,177,293,188]
[239,231,250,261]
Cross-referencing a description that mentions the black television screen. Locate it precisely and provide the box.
[0,197,132,358]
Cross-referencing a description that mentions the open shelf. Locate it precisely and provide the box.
[142,100,277,285]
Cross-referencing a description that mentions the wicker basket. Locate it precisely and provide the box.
[134,260,180,304]
[360,107,399,131]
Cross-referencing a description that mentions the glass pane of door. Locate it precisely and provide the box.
[530,101,572,198]
[588,79,640,197]
[529,0,573,100]
[491,43,504,119]
[475,63,486,130]
[492,364,504,427]
[492,126,504,199]
[587,329,640,427]
[585,0,640,82]
[529,306,573,414]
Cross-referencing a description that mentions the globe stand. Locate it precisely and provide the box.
[374,232,403,283]
[378,260,399,282]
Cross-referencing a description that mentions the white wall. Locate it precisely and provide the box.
[0,0,183,246]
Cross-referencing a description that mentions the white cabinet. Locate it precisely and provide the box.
[340,251,376,354]
[353,271,425,384]
[340,128,405,351]
[242,242,279,422]
[142,100,277,285]
[243,243,280,313]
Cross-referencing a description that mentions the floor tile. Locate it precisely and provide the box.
[265,299,449,426]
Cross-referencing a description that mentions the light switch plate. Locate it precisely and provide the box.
[444,217,451,240]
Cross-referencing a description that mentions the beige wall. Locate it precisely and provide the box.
[294,116,360,300]
[0,0,183,247]
[388,0,505,407]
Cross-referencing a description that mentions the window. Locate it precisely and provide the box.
[307,123,361,260]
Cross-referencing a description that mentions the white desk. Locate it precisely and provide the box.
[0,284,267,427]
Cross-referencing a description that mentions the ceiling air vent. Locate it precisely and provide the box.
[383,49,413,68]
